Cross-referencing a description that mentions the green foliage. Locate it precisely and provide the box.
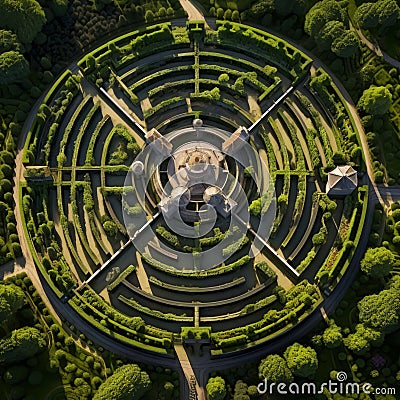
[355,3,379,30]
[284,342,318,378]
[0,51,30,85]
[358,86,393,116]
[156,226,180,248]
[0,327,46,365]
[322,321,343,349]
[0,0,46,43]
[218,73,230,84]
[50,0,68,17]
[93,364,151,400]
[358,286,400,333]
[355,0,400,31]
[3,365,29,384]
[206,376,227,400]
[0,30,23,52]
[344,324,383,355]
[249,198,261,215]
[103,220,118,237]
[0,283,26,322]
[259,354,293,383]
[361,246,395,278]
[254,261,276,279]
[331,30,360,58]
[304,0,344,38]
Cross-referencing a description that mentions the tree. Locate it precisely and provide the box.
[93,364,151,400]
[275,0,314,17]
[331,30,360,58]
[344,324,383,355]
[358,86,392,115]
[0,30,23,52]
[284,342,318,378]
[0,327,46,365]
[358,287,400,333]
[103,220,118,237]
[361,247,395,279]
[206,376,226,400]
[355,3,379,30]
[259,354,293,383]
[145,10,154,23]
[50,0,68,16]
[322,321,343,348]
[0,0,46,44]
[376,0,400,29]
[249,198,261,216]
[0,51,30,85]
[317,20,345,51]
[0,283,25,324]
[232,10,240,21]
[304,0,344,38]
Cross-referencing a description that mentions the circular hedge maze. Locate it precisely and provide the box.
[21,21,369,359]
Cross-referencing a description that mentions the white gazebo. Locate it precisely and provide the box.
[326,165,358,196]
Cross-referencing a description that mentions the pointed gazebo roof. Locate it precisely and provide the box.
[326,165,358,196]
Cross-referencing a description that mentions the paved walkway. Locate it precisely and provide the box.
[372,185,400,205]
[175,344,207,400]
[179,0,208,24]
[352,22,400,69]
[135,251,152,294]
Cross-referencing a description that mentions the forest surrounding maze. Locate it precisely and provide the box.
[21,20,368,357]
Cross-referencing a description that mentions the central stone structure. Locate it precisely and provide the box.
[148,119,250,223]
[168,142,226,204]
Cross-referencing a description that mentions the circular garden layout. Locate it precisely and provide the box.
[21,20,369,358]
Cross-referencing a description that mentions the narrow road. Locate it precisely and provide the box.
[351,22,400,69]
[179,0,207,23]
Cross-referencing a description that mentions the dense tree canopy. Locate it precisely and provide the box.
[317,21,345,51]
[356,0,400,31]
[361,247,395,278]
[283,342,318,378]
[274,0,314,17]
[344,324,383,355]
[0,0,46,44]
[206,376,227,400]
[103,220,118,237]
[0,283,25,322]
[0,51,30,85]
[322,321,343,349]
[259,354,294,383]
[358,86,392,115]
[0,327,46,365]
[358,287,400,333]
[376,0,400,27]
[355,3,379,30]
[0,30,23,53]
[304,0,344,37]
[331,30,360,58]
[93,364,151,400]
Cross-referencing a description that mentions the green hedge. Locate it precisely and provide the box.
[118,295,193,322]
[142,253,251,278]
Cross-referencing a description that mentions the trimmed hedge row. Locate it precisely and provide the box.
[141,253,251,278]
[316,186,368,285]
[143,97,185,119]
[85,115,110,166]
[212,280,321,350]
[72,288,174,350]
[118,295,193,322]
[207,21,312,80]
